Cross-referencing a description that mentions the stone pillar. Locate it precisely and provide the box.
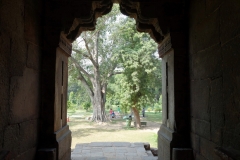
[38,33,72,160]
[158,33,191,160]
[54,35,72,160]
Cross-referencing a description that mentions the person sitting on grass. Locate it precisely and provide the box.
[111,111,116,118]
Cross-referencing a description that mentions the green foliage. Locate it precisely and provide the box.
[68,4,162,117]
[154,106,162,113]
[82,102,91,111]
[147,107,152,112]
[68,4,125,112]
[108,16,161,113]
[153,96,162,113]
[67,100,75,110]
[105,103,112,110]
[68,77,91,107]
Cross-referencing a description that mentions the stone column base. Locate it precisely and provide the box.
[54,125,72,160]
[38,125,71,160]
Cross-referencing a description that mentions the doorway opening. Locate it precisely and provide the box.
[66,4,162,151]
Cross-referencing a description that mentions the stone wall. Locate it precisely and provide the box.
[0,0,42,159]
[189,0,240,159]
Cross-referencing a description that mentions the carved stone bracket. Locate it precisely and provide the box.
[119,0,164,43]
[64,0,113,42]
[158,35,172,58]
[59,36,72,56]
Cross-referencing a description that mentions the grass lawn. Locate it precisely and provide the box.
[67,109,162,149]
[145,111,162,122]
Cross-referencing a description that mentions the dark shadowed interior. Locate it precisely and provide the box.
[0,0,240,159]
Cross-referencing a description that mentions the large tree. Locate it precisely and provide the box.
[69,5,123,122]
[69,5,160,124]
[110,19,159,128]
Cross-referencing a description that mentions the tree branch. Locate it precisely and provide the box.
[70,57,94,81]
[106,62,122,78]
[107,71,122,78]
[72,48,90,59]
[95,31,100,67]
[82,37,98,67]
[108,72,123,78]
[78,72,94,99]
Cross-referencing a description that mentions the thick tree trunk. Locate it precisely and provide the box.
[91,79,109,122]
[132,107,141,128]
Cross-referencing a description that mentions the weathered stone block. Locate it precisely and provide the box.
[191,10,220,53]
[222,36,240,143]
[222,35,240,112]
[19,120,38,153]
[211,126,223,146]
[222,132,240,153]
[24,0,42,45]
[195,119,211,140]
[190,133,199,153]
[0,0,25,36]
[210,77,224,127]
[0,31,10,130]
[222,131,232,150]
[158,125,172,160]
[200,138,220,160]
[192,44,222,79]
[189,0,206,29]
[3,124,20,159]
[172,148,193,160]
[55,125,71,159]
[215,147,240,160]
[191,118,196,133]
[9,68,40,123]
[27,43,41,70]
[14,147,36,160]
[190,79,210,121]
[10,38,27,76]
[59,148,71,160]
[220,0,240,45]
[0,1,27,76]
[38,148,56,160]
[0,131,3,150]
[195,153,207,160]
[206,0,223,15]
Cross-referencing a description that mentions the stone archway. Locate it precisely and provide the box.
[39,1,190,159]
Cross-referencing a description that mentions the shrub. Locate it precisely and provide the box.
[105,103,111,110]
[147,107,152,112]
[82,102,91,111]
[67,101,75,111]
[154,106,162,113]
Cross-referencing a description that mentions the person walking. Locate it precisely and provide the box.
[117,106,121,113]
[142,107,145,117]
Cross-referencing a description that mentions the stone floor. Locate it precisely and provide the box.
[71,142,158,160]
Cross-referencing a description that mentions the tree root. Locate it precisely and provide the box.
[91,113,111,122]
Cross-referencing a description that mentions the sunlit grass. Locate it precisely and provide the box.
[145,111,162,122]
[68,109,161,149]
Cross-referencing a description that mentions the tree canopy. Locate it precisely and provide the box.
[68,4,162,125]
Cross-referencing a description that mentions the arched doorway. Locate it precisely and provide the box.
[39,1,190,159]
